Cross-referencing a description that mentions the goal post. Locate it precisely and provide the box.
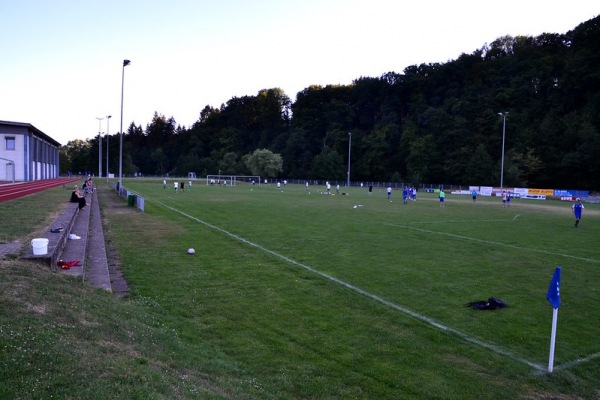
[206,175,261,186]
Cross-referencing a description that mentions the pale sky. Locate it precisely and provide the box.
[1,0,597,145]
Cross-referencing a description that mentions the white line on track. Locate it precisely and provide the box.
[153,199,545,372]
[386,223,599,264]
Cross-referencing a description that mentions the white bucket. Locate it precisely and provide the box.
[31,238,49,255]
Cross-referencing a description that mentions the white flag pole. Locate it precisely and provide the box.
[548,307,559,373]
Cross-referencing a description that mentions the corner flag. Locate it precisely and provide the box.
[546,266,562,373]
[546,267,561,309]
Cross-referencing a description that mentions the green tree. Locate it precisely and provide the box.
[243,149,283,178]
[151,148,168,176]
[465,144,495,185]
[359,123,399,179]
[282,129,313,179]
[405,134,438,183]
[62,140,92,175]
[310,149,344,181]
[219,152,243,175]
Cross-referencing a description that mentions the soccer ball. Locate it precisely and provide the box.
[187,248,195,254]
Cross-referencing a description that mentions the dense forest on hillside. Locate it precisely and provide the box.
[62,16,600,189]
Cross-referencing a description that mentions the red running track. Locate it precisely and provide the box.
[0,178,81,203]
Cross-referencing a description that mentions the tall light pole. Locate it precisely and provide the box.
[347,132,352,188]
[96,117,104,178]
[119,59,131,190]
[106,115,112,182]
[498,112,508,192]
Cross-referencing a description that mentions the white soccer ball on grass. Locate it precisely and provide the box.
[187,248,196,254]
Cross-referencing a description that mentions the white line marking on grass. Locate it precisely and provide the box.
[153,199,545,372]
[554,351,600,371]
[408,218,518,225]
[406,214,521,225]
[386,224,599,264]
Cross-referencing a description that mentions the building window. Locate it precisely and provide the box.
[5,137,16,150]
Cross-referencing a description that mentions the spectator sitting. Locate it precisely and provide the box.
[70,185,87,209]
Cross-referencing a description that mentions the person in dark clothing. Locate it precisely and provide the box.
[70,185,87,209]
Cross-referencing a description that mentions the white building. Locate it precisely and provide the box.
[0,120,61,182]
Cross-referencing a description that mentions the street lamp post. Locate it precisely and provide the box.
[106,115,111,182]
[347,132,351,188]
[498,112,508,191]
[96,117,104,178]
[119,59,131,190]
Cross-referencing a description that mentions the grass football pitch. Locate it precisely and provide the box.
[109,179,600,398]
[3,180,599,399]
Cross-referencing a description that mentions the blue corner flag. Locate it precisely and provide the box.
[546,267,561,309]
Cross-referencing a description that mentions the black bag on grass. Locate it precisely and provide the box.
[465,297,507,310]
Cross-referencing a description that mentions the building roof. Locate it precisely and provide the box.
[0,120,61,147]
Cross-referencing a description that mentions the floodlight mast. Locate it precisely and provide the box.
[498,112,508,191]
[106,115,111,182]
[96,117,104,178]
[118,59,131,189]
[347,132,351,188]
